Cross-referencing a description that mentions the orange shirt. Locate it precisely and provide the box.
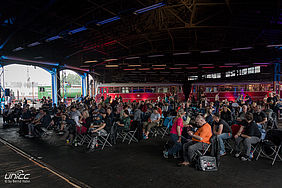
[192,123,212,144]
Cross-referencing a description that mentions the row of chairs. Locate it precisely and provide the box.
[223,127,282,166]
[74,121,139,151]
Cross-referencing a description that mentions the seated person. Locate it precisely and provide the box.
[178,115,212,166]
[54,114,68,134]
[27,109,46,137]
[234,112,261,161]
[204,108,214,127]
[116,110,131,132]
[220,105,233,125]
[3,105,14,124]
[104,107,115,133]
[142,107,161,139]
[212,113,232,156]
[89,110,107,136]
[237,105,248,122]
[19,107,32,136]
[253,105,267,127]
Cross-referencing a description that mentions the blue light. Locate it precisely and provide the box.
[45,35,61,42]
[69,26,87,34]
[96,16,121,25]
[27,42,41,47]
[134,2,165,14]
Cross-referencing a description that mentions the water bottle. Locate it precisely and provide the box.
[249,151,253,159]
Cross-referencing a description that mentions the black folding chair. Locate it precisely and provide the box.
[256,129,282,165]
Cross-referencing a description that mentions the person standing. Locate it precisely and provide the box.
[163,109,186,158]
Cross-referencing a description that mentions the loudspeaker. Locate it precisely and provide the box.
[5,89,10,96]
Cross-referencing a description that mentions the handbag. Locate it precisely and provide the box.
[196,156,218,171]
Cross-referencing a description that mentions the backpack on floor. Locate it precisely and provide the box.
[196,156,218,172]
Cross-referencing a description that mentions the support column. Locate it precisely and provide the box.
[50,68,58,105]
[81,73,87,97]
[86,73,89,96]
[274,62,281,95]
[56,69,61,102]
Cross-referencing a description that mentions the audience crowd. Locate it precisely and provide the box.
[2,91,281,166]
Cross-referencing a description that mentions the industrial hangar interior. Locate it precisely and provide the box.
[0,0,281,188]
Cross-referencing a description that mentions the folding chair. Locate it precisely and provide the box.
[160,116,174,138]
[256,129,282,165]
[87,134,99,151]
[74,126,87,146]
[122,121,138,144]
[223,138,234,154]
[192,135,218,162]
[97,132,113,149]
[150,119,164,137]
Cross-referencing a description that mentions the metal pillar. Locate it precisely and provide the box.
[86,73,89,96]
[274,62,281,95]
[56,69,61,103]
[50,68,58,104]
[81,73,87,97]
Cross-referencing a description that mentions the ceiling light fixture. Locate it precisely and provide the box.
[125,56,140,60]
[84,60,98,63]
[105,58,118,62]
[96,16,121,26]
[231,47,253,51]
[27,42,41,47]
[128,64,141,67]
[152,64,166,67]
[105,64,119,67]
[68,26,87,35]
[200,50,220,53]
[173,52,191,55]
[266,44,282,47]
[12,47,24,52]
[134,2,165,15]
[45,35,61,42]
[148,54,164,58]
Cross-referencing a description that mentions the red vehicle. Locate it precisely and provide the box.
[95,83,185,102]
[190,81,277,102]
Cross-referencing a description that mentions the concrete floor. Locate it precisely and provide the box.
[0,124,282,188]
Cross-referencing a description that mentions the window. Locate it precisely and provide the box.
[145,87,156,93]
[101,88,107,93]
[157,88,163,93]
[113,87,120,93]
[242,68,248,75]
[39,87,45,92]
[188,76,198,80]
[248,67,255,74]
[255,66,260,73]
[163,87,168,93]
[216,73,221,78]
[108,87,113,93]
[122,87,131,93]
[133,87,144,93]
